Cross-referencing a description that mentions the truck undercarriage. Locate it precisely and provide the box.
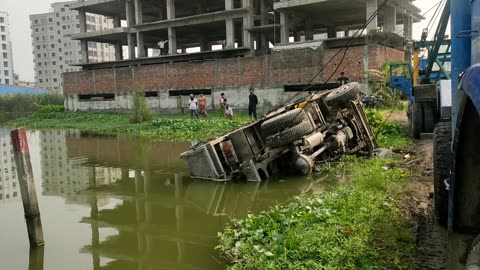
[181,83,377,181]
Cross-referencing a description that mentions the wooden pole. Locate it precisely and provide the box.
[10,128,44,247]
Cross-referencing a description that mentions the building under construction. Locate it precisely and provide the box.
[63,0,423,112]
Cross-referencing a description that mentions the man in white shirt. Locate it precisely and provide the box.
[158,40,169,55]
[225,103,233,120]
[188,94,199,119]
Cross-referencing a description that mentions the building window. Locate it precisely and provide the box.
[61,8,65,12]
[36,37,39,41]
[0,26,4,32]
[36,45,40,49]
[5,79,9,84]
[39,71,42,75]
[53,78,57,82]
[3,53,7,58]
[34,19,38,24]
[35,28,39,32]
[50,27,53,31]
[3,62,7,67]
[4,70,8,76]
[52,61,56,65]
[52,52,55,57]
[51,44,55,48]
[39,79,43,83]
[49,18,53,23]
[1,35,5,41]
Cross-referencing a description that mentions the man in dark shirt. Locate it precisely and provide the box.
[248,87,259,119]
[337,72,350,85]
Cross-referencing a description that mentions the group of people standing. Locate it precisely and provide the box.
[187,88,258,120]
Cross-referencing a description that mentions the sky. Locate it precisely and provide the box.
[1,0,442,82]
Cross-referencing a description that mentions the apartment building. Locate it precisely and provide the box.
[0,130,19,204]
[30,1,116,93]
[0,11,14,85]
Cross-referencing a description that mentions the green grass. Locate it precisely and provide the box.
[365,108,412,150]
[217,156,415,270]
[9,111,252,141]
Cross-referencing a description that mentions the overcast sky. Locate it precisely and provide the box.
[1,0,441,82]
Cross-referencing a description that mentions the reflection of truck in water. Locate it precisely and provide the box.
[181,82,377,181]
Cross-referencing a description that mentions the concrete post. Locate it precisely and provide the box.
[366,0,378,34]
[225,0,235,49]
[112,17,123,60]
[280,11,289,43]
[126,1,136,59]
[79,11,88,63]
[10,128,44,247]
[167,0,177,54]
[242,0,254,49]
[135,0,145,57]
[327,26,337,39]
[383,6,396,33]
[200,38,209,51]
[305,18,314,41]
[404,13,413,40]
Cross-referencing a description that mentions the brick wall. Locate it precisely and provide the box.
[63,44,405,96]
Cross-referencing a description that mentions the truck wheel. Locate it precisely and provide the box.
[266,120,314,148]
[423,103,436,133]
[409,103,423,139]
[433,122,451,227]
[261,108,306,135]
[325,82,360,107]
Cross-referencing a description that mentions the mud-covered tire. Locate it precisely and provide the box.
[409,103,423,139]
[266,120,314,148]
[433,121,451,227]
[325,82,360,107]
[261,109,307,135]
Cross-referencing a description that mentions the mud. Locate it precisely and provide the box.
[404,138,448,269]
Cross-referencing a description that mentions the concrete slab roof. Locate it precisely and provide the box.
[69,27,129,43]
[69,0,126,18]
[274,0,424,26]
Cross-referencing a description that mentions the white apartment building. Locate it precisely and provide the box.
[0,131,19,204]
[30,1,116,93]
[0,12,14,85]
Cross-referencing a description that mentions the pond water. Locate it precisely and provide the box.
[0,129,340,270]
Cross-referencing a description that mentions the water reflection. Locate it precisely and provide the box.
[0,129,338,270]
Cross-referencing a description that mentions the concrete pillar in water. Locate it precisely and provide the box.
[10,128,44,247]
[366,0,378,34]
[225,0,235,49]
[280,11,289,43]
[167,0,177,55]
[383,6,396,33]
[78,11,88,63]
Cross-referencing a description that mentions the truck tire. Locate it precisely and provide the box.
[325,82,360,107]
[266,120,314,148]
[433,122,451,227]
[409,103,423,139]
[261,108,306,135]
[423,103,436,133]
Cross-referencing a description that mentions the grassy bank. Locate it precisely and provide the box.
[217,156,415,270]
[9,110,251,141]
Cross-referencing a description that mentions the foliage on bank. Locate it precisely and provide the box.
[365,108,411,149]
[217,156,414,270]
[9,111,250,141]
[0,94,64,113]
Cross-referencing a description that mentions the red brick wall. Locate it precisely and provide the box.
[64,44,405,95]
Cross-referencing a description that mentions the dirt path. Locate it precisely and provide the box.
[404,138,448,269]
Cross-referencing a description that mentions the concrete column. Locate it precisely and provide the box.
[344,30,349,37]
[404,13,413,40]
[242,0,254,49]
[113,16,121,28]
[366,0,378,34]
[225,0,235,49]
[280,11,289,43]
[167,0,177,55]
[134,0,145,57]
[294,31,301,42]
[200,38,209,51]
[126,1,136,59]
[114,42,123,60]
[327,26,337,39]
[79,11,88,63]
[305,18,313,41]
[384,6,396,33]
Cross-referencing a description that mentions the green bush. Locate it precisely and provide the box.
[365,108,410,149]
[130,91,152,123]
[37,105,65,113]
[0,93,63,113]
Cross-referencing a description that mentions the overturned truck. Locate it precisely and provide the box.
[181,82,377,181]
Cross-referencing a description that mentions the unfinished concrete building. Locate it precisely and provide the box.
[63,0,423,112]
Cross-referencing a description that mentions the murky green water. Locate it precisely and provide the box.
[0,129,339,270]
